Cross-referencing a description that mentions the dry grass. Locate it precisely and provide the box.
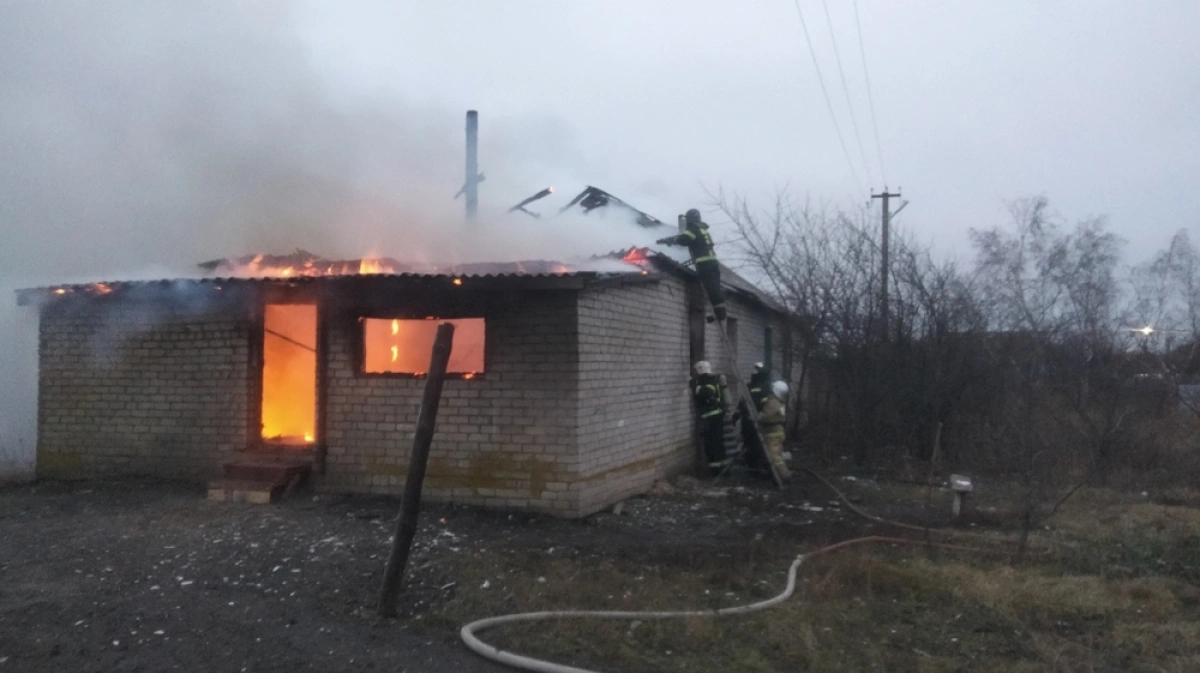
[413,486,1200,672]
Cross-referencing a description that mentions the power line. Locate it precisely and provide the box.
[852,0,888,185]
[821,0,876,188]
[791,0,866,198]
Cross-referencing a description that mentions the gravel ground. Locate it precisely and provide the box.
[0,471,856,672]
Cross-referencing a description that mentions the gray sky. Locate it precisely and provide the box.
[2,0,1198,468]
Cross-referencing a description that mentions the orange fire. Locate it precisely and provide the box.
[216,252,398,278]
[359,258,390,275]
[364,317,486,376]
[261,304,317,445]
[622,248,649,264]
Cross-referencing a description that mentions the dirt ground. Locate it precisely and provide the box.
[2,470,1197,672]
[0,470,855,672]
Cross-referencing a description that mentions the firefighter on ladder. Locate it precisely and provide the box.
[691,361,731,475]
[656,208,727,322]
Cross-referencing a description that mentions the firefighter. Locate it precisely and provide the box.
[760,381,792,480]
[656,209,728,321]
[691,361,730,474]
[748,362,770,412]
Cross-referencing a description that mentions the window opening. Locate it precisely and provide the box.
[363,317,484,377]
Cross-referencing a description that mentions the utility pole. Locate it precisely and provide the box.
[872,189,901,341]
[465,110,479,220]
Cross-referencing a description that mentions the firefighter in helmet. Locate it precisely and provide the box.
[737,362,772,474]
[691,360,730,474]
[748,362,770,412]
[657,209,728,322]
[760,381,792,480]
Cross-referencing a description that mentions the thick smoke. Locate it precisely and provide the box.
[0,1,665,477]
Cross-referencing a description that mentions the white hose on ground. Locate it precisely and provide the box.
[459,531,1011,673]
[460,554,807,673]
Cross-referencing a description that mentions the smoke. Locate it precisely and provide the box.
[0,1,668,476]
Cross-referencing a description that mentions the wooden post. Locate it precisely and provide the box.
[376,322,455,618]
[923,421,943,544]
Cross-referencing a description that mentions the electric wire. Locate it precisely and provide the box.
[821,0,876,188]
[790,0,867,199]
[852,0,888,185]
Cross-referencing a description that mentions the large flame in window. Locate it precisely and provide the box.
[363,318,485,376]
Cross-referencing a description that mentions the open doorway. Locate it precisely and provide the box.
[261,304,316,446]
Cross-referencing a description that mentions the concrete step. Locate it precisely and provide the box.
[207,479,287,505]
[223,461,310,484]
[212,450,312,504]
[222,452,312,484]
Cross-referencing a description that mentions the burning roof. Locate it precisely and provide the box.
[14,248,658,305]
[196,249,581,279]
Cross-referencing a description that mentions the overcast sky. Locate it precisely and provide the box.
[2,1,1198,468]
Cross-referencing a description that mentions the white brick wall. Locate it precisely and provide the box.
[575,275,695,513]
[319,290,583,514]
[37,296,250,480]
[33,276,797,518]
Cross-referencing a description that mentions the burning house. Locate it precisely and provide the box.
[17,247,798,517]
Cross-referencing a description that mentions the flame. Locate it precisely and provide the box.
[215,253,397,279]
[261,304,316,445]
[54,288,66,295]
[94,283,112,295]
[551,264,570,274]
[359,258,389,274]
[452,278,463,286]
[364,318,486,376]
[622,248,649,264]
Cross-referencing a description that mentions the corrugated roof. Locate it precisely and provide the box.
[609,247,788,315]
[14,267,644,306]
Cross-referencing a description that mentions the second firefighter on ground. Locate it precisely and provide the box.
[691,361,732,474]
[692,360,791,480]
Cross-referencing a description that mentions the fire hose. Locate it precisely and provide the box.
[461,466,1035,673]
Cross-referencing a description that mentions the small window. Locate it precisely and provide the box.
[362,317,485,377]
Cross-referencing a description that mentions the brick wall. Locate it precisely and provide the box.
[318,290,583,514]
[37,296,250,480]
[32,275,796,517]
[575,275,695,513]
[704,294,794,393]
